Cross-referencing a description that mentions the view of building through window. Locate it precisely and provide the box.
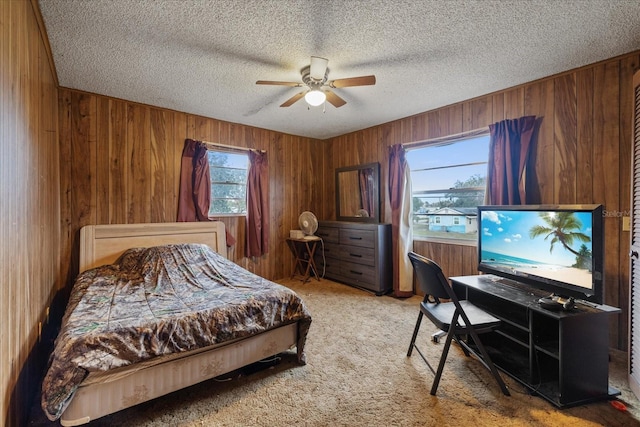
[407,134,490,242]
[207,150,248,215]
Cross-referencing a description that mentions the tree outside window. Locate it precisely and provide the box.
[207,150,248,215]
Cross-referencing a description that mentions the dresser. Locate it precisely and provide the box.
[315,221,392,295]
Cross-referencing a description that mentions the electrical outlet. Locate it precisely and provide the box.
[623,216,631,232]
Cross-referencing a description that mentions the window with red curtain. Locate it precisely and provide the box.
[177,139,211,222]
[486,115,537,205]
[245,150,269,257]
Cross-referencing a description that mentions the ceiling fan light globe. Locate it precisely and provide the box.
[305,90,326,107]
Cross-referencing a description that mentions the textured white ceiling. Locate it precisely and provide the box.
[39,0,640,140]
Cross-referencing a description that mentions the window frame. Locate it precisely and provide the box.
[206,148,249,217]
[406,130,490,246]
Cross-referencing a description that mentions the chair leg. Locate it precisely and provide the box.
[431,330,447,343]
[407,312,423,357]
[430,327,456,395]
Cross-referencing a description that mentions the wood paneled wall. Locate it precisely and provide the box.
[4,2,639,423]
[58,89,326,290]
[1,1,60,425]
[323,52,640,350]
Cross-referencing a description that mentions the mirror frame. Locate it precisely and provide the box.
[335,162,380,223]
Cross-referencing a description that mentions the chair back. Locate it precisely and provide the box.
[408,252,456,303]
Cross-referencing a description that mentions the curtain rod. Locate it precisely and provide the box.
[402,126,489,149]
[201,140,265,153]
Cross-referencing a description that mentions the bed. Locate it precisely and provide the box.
[41,222,312,426]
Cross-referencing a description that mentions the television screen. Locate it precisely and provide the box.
[478,204,604,304]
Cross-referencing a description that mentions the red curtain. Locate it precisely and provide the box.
[177,139,211,221]
[389,144,413,297]
[487,116,537,205]
[246,150,269,257]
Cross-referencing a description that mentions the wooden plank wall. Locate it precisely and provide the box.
[58,89,326,292]
[4,3,639,423]
[323,52,640,350]
[0,1,60,425]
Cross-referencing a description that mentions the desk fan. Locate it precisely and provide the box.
[299,211,318,240]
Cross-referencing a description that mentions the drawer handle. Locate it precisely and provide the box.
[349,236,363,240]
[350,270,363,275]
[349,253,363,258]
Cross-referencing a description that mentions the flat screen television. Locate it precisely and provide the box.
[477,204,604,304]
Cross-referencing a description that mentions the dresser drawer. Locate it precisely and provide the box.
[339,245,375,267]
[314,243,340,273]
[340,261,376,286]
[315,256,341,277]
[316,226,339,243]
[319,241,341,259]
[339,229,375,248]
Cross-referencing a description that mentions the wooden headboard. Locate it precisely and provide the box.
[79,222,227,272]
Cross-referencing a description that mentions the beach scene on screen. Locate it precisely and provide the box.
[480,210,593,290]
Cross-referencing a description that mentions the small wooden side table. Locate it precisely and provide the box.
[286,237,321,283]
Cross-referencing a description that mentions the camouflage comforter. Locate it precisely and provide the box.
[41,243,312,420]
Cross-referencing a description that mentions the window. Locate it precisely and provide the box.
[407,134,490,242]
[207,150,248,215]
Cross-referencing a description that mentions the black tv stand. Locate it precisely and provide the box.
[450,275,621,408]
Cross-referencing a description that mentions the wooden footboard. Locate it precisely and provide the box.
[60,322,299,426]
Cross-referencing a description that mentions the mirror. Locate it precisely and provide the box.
[336,162,380,223]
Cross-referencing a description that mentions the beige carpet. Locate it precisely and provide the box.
[30,278,640,426]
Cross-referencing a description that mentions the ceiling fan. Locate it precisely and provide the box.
[256,56,376,108]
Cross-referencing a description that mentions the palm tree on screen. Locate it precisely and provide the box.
[573,243,593,270]
[529,212,591,258]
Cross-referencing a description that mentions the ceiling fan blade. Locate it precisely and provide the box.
[280,91,306,107]
[310,56,329,80]
[329,75,376,88]
[256,80,302,87]
[325,90,347,108]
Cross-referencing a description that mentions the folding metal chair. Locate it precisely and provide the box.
[407,251,510,396]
